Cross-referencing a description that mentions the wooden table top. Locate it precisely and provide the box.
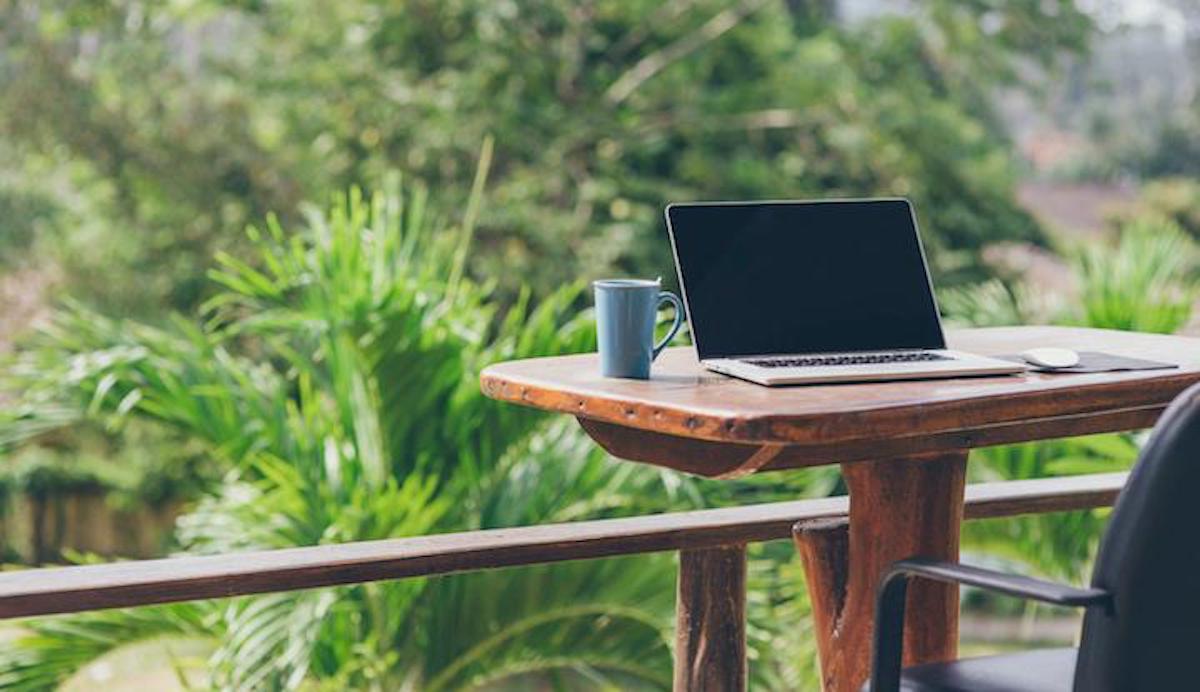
[482,327,1200,468]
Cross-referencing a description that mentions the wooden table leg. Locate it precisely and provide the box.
[794,452,967,692]
[675,544,748,691]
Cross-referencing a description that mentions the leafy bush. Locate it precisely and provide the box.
[1125,178,1200,240]
[0,423,215,509]
[0,173,820,689]
[1071,217,1197,334]
[938,278,1059,329]
[0,184,57,269]
[941,215,1199,335]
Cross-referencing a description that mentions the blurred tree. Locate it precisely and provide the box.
[0,0,1092,314]
[1130,111,1200,179]
[1122,177,1200,239]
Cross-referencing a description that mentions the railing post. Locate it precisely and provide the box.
[674,543,747,691]
[793,517,851,690]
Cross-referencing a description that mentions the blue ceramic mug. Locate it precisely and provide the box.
[594,279,685,379]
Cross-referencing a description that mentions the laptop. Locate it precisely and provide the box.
[665,199,1025,386]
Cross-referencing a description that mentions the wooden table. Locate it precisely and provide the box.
[480,326,1200,691]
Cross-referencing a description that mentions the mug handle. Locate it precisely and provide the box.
[652,291,685,361]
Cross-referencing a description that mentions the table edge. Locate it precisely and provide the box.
[480,367,1200,447]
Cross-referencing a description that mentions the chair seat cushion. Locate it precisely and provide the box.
[866,647,1077,692]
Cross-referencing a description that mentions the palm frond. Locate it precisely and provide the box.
[0,602,215,692]
[1072,217,1198,333]
[0,162,684,689]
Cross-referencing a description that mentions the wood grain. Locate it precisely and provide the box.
[792,517,849,690]
[482,327,1200,456]
[674,545,747,691]
[795,453,968,692]
[579,405,1161,477]
[0,473,1124,620]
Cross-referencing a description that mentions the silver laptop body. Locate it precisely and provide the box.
[665,199,1024,386]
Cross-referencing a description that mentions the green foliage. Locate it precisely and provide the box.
[0,182,57,269]
[1071,217,1198,334]
[0,423,215,511]
[964,435,1138,583]
[1125,178,1200,240]
[0,602,215,692]
[0,175,817,689]
[938,278,1058,329]
[0,0,1092,313]
[941,215,1200,334]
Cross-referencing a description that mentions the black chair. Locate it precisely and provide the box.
[865,382,1200,691]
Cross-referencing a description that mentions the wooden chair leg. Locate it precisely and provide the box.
[675,544,748,692]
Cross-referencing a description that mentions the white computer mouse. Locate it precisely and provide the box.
[1019,347,1080,369]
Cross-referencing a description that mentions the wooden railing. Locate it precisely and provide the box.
[0,472,1127,688]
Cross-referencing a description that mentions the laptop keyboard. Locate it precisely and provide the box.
[744,352,952,368]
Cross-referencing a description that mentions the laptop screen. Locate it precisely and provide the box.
[666,199,946,360]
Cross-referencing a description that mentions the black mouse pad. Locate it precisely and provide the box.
[997,351,1179,374]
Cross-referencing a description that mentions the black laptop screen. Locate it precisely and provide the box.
[667,200,946,360]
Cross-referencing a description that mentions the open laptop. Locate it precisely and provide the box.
[665,199,1025,386]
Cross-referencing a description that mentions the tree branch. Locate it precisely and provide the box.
[604,0,771,106]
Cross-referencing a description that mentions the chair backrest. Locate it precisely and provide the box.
[1075,382,1200,691]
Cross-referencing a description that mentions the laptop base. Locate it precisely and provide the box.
[703,350,1025,386]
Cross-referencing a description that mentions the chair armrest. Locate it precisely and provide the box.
[867,557,1111,692]
[883,557,1111,608]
